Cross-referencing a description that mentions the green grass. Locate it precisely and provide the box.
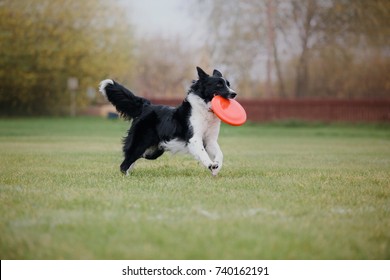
[1,117,390,259]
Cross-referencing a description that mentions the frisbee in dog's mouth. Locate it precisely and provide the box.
[211,95,247,126]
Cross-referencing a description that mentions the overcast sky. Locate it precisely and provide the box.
[124,0,197,40]
[119,0,266,78]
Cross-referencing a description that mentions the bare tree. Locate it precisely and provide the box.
[194,0,289,98]
[290,0,318,98]
[131,37,194,98]
[266,0,286,97]
[191,0,389,99]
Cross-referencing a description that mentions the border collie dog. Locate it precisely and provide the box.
[99,67,237,176]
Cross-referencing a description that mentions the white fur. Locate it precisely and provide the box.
[99,79,114,97]
[160,139,188,154]
[186,93,223,176]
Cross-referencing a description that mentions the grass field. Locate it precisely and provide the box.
[0,117,389,260]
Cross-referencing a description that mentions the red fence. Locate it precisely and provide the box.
[150,98,390,123]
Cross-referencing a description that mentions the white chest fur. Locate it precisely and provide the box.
[186,94,221,140]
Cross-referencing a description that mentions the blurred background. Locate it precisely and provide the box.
[0,0,389,120]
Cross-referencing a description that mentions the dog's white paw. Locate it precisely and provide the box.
[208,162,221,176]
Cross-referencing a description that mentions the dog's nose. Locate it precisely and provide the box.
[229,92,237,99]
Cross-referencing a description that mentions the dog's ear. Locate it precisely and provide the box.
[213,69,223,77]
[196,66,209,80]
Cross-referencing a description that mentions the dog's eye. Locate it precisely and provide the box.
[226,80,230,87]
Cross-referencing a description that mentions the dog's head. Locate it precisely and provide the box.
[190,66,237,103]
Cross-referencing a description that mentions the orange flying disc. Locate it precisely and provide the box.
[211,95,247,126]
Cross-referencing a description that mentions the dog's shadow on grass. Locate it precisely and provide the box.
[118,161,253,182]
[127,164,209,179]
[106,155,254,181]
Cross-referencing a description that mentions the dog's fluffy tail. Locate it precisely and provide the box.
[99,79,151,120]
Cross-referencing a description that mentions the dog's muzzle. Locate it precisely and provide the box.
[214,91,237,99]
[229,92,237,99]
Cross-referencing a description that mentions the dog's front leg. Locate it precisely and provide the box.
[187,137,218,175]
[205,141,223,176]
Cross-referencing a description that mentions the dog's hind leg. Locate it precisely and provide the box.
[120,111,160,175]
[120,158,138,175]
[143,146,164,160]
[121,131,159,175]
[121,136,158,174]
[124,162,136,176]
[120,142,152,175]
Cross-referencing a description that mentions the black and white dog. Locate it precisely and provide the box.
[99,67,237,176]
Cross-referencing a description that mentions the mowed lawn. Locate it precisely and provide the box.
[0,117,389,259]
